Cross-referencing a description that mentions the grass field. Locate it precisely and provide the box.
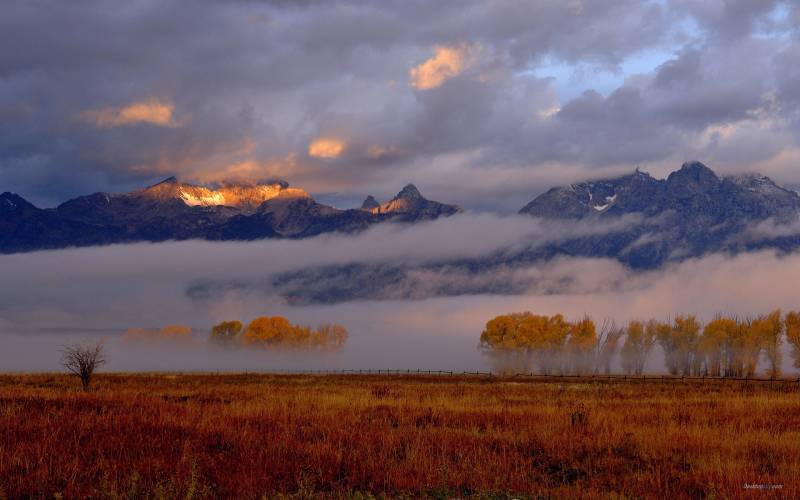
[0,374,797,499]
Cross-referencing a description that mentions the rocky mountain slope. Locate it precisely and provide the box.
[518,161,800,268]
[0,178,461,253]
[269,162,800,304]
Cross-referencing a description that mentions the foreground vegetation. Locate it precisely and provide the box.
[1,374,798,498]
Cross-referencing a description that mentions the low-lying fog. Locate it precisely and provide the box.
[2,213,800,373]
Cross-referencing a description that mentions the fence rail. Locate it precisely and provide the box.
[275,369,800,385]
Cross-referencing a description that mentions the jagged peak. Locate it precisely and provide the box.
[395,184,423,200]
[677,160,715,175]
[361,195,380,210]
[562,169,653,194]
[668,161,719,185]
[135,176,307,210]
[0,192,35,211]
[153,176,178,186]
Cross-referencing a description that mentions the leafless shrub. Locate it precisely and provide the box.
[60,342,106,391]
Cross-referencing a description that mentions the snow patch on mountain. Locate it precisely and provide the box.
[179,189,226,207]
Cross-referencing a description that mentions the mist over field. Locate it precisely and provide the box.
[3,215,800,373]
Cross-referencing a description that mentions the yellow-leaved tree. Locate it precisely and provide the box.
[754,310,783,378]
[479,314,529,374]
[567,317,597,375]
[242,316,296,349]
[785,311,800,371]
[701,317,734,377]
[621,321,644,375]
[210,320,243,346]
[658,315,701,375]
[312,324,348,351]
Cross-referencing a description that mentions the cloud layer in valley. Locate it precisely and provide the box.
[4,216,800,373]
[1,1,799,210]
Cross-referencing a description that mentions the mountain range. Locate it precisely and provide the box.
[266,161,800,303]
[517,160,800,268]
[0,178,461,253]
[5,160,800,303]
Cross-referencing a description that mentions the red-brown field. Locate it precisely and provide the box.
[0,374,798,499]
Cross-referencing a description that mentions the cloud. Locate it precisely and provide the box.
[78,99,178,128]
[0,0,799,210]
[741,217,800,240]
[3,214,800,372]
[308,137,346,159]
[409,45,472,90]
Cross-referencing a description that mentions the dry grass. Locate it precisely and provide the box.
[0,374,798,499]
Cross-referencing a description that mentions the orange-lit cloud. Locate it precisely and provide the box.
[79,99,177,128]
[410,45,471,90]
[367,144,404,160]
[308,137,345,159]
[537,106,561,119]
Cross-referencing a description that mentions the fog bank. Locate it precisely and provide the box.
[2,215,800,373]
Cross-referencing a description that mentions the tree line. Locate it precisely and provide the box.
[121,317,348,352]
[479,310,800,377]
[211,317,348,351]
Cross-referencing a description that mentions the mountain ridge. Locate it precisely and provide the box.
[0,178,462,253]
[267,161,800,304]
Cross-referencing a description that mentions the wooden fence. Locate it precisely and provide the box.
[277,369,800,385]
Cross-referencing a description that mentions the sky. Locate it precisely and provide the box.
[1,0,799,211]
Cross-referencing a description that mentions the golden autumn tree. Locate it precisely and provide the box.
[721,317,748,377]
[160,325,193,339]
[479,314,530,373]
[242,316,296,349]
[754,310,783,378]
[620,321,644,375]
[567,317,597,374]
[701,317,735,377]
[312,324,348,351]
[785,311,800,371]
[739,318,764,377]
[123,324,193,343]
[210,320,243,346]
[526,313,570,375]
[240,316,349,351]
[480,313,581,375]
[657,315,701,375]
[704,315,764,377]
[621,320,659,375]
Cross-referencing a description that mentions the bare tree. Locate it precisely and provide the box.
[60,342,106,391]
[593,318,622,374]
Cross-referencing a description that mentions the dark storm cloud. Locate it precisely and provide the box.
[0,0,798,210]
